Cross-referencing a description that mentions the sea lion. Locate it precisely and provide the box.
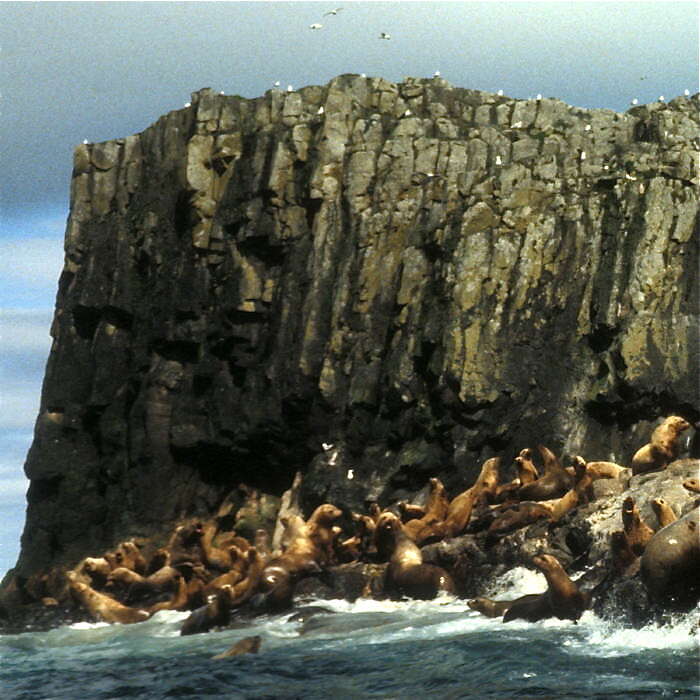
[146,574,188,614]
[540,457,594,522]
[403,478,450,544]
[68,574,149,625]
[682,478,700,494]
[80,557,112,588]
[180,588,232,636]
[444,457,501,536]
[380,512,455,600]
[621,496,655,555]
[468,594,542,618]
[514,448,539,485]
[632,416,692,475]
[532,553,590,622]
[167,521,206,567]
[572,456,629,481]
[398,501,426,521]
[254,529,272,562]
[116,541,147,575]
[518,446,572,502]
[212,635,262,659]
[640,506,700,610]
[650,498,677,529]
[253,564,297,613]
[225,548,265,607]
[610,530,639,576]
[486,501,552,538]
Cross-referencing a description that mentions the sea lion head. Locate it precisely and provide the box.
[519,448,533,459]
[532,553,560,573]
[311,503,343,524]
[665,416,691,433]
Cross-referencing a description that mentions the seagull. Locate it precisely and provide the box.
[322,442,334,451]
[684,89,690,96]
[324,7,343,15]
[584,124,591,131]
[317,105,324,114]
[536,93,542,100]
[379,32,391,40]
[580,151,586,161]
[658,95,665,102]
[495,155,502,165]
[346,469,354,480]
[433,70,441,78]
[220,91,224,95]
[310,23,323,30]
[287,84,294,92]
[328,450,338,466]
[82,139,89,144]
[403,109,412,117]
[273,80,281,88]
[512,121,523,129]
[497,89,504,96]
[184,102,191,107]
[360,73,366,78]
[631,98,638,105]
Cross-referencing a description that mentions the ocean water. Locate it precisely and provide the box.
[1,569,698,699]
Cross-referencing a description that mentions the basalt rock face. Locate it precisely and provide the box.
[14,75,699,580]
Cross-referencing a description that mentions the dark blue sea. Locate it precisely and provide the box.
[2,568,698,699]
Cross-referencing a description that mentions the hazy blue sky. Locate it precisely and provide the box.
[0,1,697,576]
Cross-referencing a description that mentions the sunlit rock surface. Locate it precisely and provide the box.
[13,75,699,581]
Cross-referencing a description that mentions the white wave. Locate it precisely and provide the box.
[483,566,546,598]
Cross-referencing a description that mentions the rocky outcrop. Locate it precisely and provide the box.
[10,76,700,586]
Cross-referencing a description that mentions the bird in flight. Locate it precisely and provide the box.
[379,32,391,40]
[310,23,323,30]
[324,8,343,16]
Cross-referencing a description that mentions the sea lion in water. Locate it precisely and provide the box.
[640,506,700,610]
[505,554,589,623]
[621,496,655,555]
[180,588,232,636]
[380,512,455,600]
[467,594,541,618]
[631,416,691,475]
[68,574,149,625]
[212,635,262,659]
[518,446,572,502]
[650,498,677,529]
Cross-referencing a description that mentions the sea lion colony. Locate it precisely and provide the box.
[48,415,697,633]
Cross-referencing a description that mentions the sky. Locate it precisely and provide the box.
[0,0,697,578]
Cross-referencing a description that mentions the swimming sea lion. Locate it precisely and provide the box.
[632,416,691,475]
[68,574,149,625]
[621,496,655,555]
[640,506,700,610]
[212,635,262,659]
[650,498,677,529]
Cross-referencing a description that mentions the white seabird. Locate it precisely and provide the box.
[497,89,504,96]
[310,23,323,30]
[346,469,354,480]
[536,93,542,100]
[379,32,391,40]
[658,95,665,102]
[580,151,586,161]
[584,124,591,131]
[360,73,366,78]
[433,70,441,78]
[322,442,334,451]
[273,80,281,88]
[287,84,294,92]
[631,98,638,105]
[512,121,523,129]
[324,7,343,15]
[684,89,690,96]
[495,155,502,165]
[317,106,324,115]
[403,109,412,117]
[82,139,89,144]
[184,102,191,107]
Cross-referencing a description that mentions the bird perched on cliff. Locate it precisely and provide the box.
[684,89,690,96]
[536,93,542,100]
[324,7,343,15]
[631,98,638,105]
[273,81,281,88]
[310,23,323,30]
[497,89,504,96]
[658,95,665,102]
[287,85,294,92]
[433,70,441,78]
[379,32,391,40]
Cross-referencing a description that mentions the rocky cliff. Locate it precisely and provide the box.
[14,75,699,581]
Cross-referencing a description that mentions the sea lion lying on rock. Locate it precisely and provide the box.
[518,446,572,502]
[67,573,149,625]
[640,506,700,611]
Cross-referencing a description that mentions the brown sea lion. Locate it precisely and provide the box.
[621,496,655,555]
[80,557,112,588]
[571,456,628,481]
[540,457,594,522]
[518,446,572,502]
[145,548,170,576]
[682,478,700,494]
[304,503,344,566]
[445,457,501,536]
[212,635,262,659]
[610,530,639,576]
[514,448,539,485]
[650,498,677,529]
[203,546,249,596]
[632,416,692,475]
[167,521,206,567]
[398,501,426,521]
[533,553,590,622]
[380,512,455,600]
[403,478,450,544]
[487,501,552,537]
[180,588,232,636]
[640,506,700,610]
[68,574,149,625]
[116,541,147,575]
[468,594,542,618]
[146,574,189,614]
[225,548,265,606]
